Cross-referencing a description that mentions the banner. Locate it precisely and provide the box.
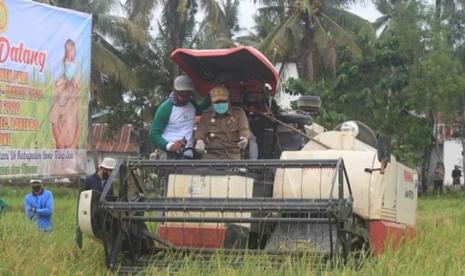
[0,0,91,178]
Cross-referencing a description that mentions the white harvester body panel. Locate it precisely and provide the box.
[166,174,254,228]
[395,163,417,225]
[276,131,417,227]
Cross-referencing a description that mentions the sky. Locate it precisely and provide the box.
[238,1,382,32]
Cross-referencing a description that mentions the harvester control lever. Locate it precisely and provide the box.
[365,160,387,174]
[364,167,385,174]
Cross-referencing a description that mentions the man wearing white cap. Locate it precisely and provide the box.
[85,157,116,195]
[24,180,54,232]
[150,75,209,159]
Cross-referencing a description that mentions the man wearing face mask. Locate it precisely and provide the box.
[150,75,209,159]
[50,39,81,150]
[194,85,250,160]
[85,157,116,196]
[24,180,54,232]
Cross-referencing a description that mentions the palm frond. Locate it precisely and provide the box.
[373,0,394,15]
[257,5,286,13]
[125,0,157,30]
[313,19,337,71]
[291,0,311,14]
[258,11,301,60]
[373,15,391,30]
[72,0,116,15]
[323,6,376,40]
[319,11,365,57]
[236,35,262,47]
[92,40,137,89]
[96,14,149,46]
[221,0,241,34]
[200,0,229,34]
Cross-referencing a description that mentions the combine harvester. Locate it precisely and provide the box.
[78,46,417,271]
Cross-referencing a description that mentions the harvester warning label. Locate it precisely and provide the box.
[404,170,414,183]
[0,0,91,178]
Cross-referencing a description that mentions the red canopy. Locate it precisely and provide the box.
[170,46,280,96]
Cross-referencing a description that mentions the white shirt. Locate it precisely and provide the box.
[162,103,196,156]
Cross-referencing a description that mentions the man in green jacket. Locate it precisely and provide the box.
[150,75,209,159]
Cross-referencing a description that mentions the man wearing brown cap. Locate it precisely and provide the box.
[194,85,250,159]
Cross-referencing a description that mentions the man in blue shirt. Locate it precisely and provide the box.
[24,180,54,232]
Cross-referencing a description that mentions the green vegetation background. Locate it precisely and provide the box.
[1,187,465,275]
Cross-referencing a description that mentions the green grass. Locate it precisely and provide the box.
[1,187,465,275]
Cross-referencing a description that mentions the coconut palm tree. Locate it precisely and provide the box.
[153,0,231,80]
[433,0,465,46]
[222,0,241,37]
[251,0,287,40]
[192,0,242,49]
[235,0,286,47]
[434,0,458,22]
[254,0,375,81]
[373,0,398,33]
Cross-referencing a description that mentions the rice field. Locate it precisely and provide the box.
[1,186,465,275]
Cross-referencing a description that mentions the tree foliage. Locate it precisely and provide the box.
[284,0,463,165]
[253,0,375,80]
[286,0,465,170]
[37,0,465,170]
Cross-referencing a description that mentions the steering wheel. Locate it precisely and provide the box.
[175,147,196,159]
[203,145,244,159]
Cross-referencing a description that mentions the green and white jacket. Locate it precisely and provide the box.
[150,95,209,153]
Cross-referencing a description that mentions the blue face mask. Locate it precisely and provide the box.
[213,103,229,114]
[64,62,76,81]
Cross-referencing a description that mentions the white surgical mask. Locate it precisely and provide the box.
[64,62,76,81]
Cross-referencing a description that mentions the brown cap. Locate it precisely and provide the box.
[210,85,229,102]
